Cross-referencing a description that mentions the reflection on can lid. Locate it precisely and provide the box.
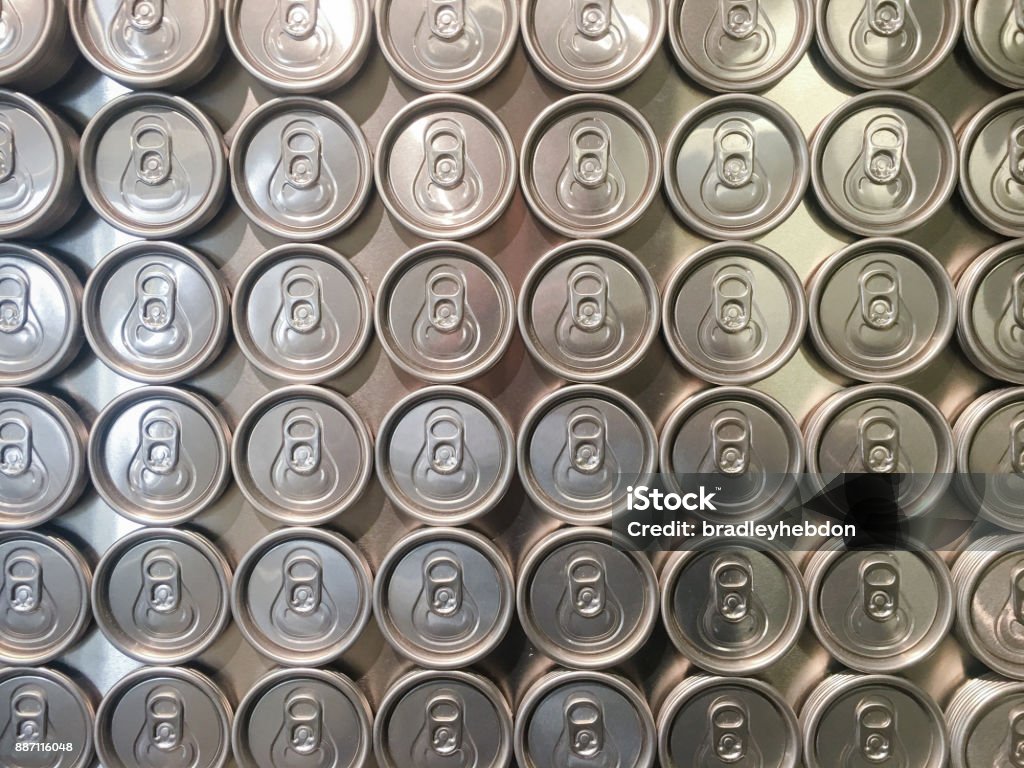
[801,674,948,768]
[965,0,1024,88]
[811,91,957,236]
[231,527,372,666]
[518,527,658,669]
[233,667,373,768]
[518,384,657,524]
[374,527,514,668]
[0,244,82,386]
[519,240,660,383]
[520,0,666,91]
[96,666,231,768]
[947,675,1024,768]
[234,385,373,525]
[225,0,372,93]
[231,97,372,241]
[665,94,808,239]
[805,537,953,673]
[0,388,87,530]
[658,675,800,768]
[808,238,955,382]
[375,669,512,768]
[376,242,515,383]
[669,0,814,92]
[661,388,803,522]
[88,386,231,525]
[515,670,656,768]
[0,1,76,93]
[0,666,94,768]
[803,384,954,518]
[83,241,229,384]
[92,527,231,665]
[376,95,516,240]
[377,385,514,525]
[815,0,961,89]
[377,0,519,92]
[959,93,1024,237]
[0,531,91,665]
[663,241,806,385]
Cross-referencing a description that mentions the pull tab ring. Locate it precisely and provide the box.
[427,693,464,756]
[283,409,322,476]
[282,268,322,334]
[1009,121,1024,187]
[720,0,759,41]
[862,115,907,185]
[282,121,322,190]
[0,411,31,478]
[0,121,14,184]
[711,411,751,475]
[135,264,177,333]
[428,0,465,39]
[280,0,318,40]
[128,0,165,33]
[284,692,323,755]
[426,268,466,333]
[858,261,900,330]
[857,410,900,473]
[856,696,896,763]
[284,549,323,616]
[568,553,606,618]
[570,119,612,189]
[711,555,753,623]
[861,556,900,622]
[131,118,173,187]
[426,409,465,475]
[565,696,604,758]
[568,409,605,474]
[146,688,185,750]
[572,0,613,39]
[425,552,463,617]
[866,0,907,37]
[140,407,181,476]
[12,687,47,744]
[0,265,29,334]
[713,267,754,334]
[710,699,750,763]
[6,551,42,614]
[714,118,757,189]
[143,549,182,614]
[425,119,467,190]
[569,265,609,332]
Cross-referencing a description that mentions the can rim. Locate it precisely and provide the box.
[0,0,60,84]
[959,92,1024,238]
[947,676,1024,768]
[963,0,1024,89]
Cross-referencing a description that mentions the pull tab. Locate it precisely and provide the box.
[568,554,606,618]
[713,267,754,334]
[858,410,899,473]
[146,688,184,751]
[570,120,611,189]
[283,410,322,477]
[855,696,897,764]
[132,119,173,187]
[0,121,13,184]
[1008,710,1024,768]
[427,693,464,756]
[858,262,900,331]
[284,550,322,616]
[720,0,759,39]
[426,410,464,475]
[6,551,42,614]
[714,119,756,189]
[712,412,750,475]
[572,0,612,38]
[1012,271,1024,331]
[862,116,906,185]
[566,696,604,758]
[426,268,466,333]
[282,269,322,333]
[128,0,164,32]
[0,266,29,334]
[1012,567,1024,626]
[281,0,318,40]
[710,699,750,763]
[12,687,47,745]
[1010,415,1024,476]
[569,265,608,332]
[284,692,323,756]
[712,555,753,623]
[1015,0,1024,33]
[282,121,322,190]
[425,119,466,190]
[0,411,31,478]
[861,557,900,622]
[428,0,465,39]
[866,0,907,37]
[135,264,177,333]
[140,408,180,476]
[143,549,182,614]
[568,409,605,474]
[1009,123,1024,187]
[425,553,463,618]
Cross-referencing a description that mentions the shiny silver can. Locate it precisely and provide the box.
[0,0,77,93]
[947,675,1024,768]
[959,93,1024,238]
[0,666,94,768]
[965,0,1024,88]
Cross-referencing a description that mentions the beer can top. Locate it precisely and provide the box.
[233,385,373,526]
[88,386,232,526]
[664,94,809,239]
[92,527,231,665]
[520,94,661,239]
[518,384,657,524]
[0,666,94,768]
[375,242,515,383]
[960,93,1024,238]
[376,0,519,92]
[517,527,658,669]
[958,239,1024,385]
[233,667,373,768]
[96,666,231,768]
[965,0,1024,88]
[810,91,958,236]
[0,531,91,665]
[518,240,660,383]
[947,676,1024,768]
[0,1,66,87]
[0,243,82,386]
[231,97,372,241]
[376,385,514,525]
[374,527,514,668]
[231,527,372,666]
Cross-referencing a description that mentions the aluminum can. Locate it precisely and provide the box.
[0,666,94,768]
[518,240,660,383]
[376,385,514,525]
[233,385,373,526]
[520,94,661,239]
[375,242,515,383]
[807,238,956,382]
[517,527,658,669]
[965,0,1024,88]
[374,527,514,668]
[375,94,516,240]
[82,241,230,384]
[88,386,232,526]
[662,241,806,385]
[231,526,372,666]
[91,527,231,665]
[960,92,1024,238]
[0,0,77,93]
[810,91,958,237]
[233,667,373,768]
[947,675,1024,768]
[518,384,657,525]
[231,96,372,241]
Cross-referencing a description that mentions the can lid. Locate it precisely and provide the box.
[668,0,814,92]
[376,385,514,525]
[515,670,656,768]
[375,669,512,768]
[518,384,657,524]
[517,527,658,669]
[231,527,372,666]
[92,527,231,665]
[0,531,91,665]
[233,385,373,525]
[0,666,94,768]
[374,527,514,668]
[233,667,373,768]
[947,676,1024,768]
[663,241,806,385]
[965,0,1024,88]
[658,675,800,768]
[520,0,665,91]
[811,91,957,237]
[96,666,231,768]
[0,243,82,386]
[807,238,955,381]
[960,93,1024,238]
[375,95,516,240]
[0,388,86,529]
[0,1,62,86]
[815,0,961,89]
[375,242,515,383]
[231,97,372,241]
[376,0,519,92]
[518,240,660,382]
[83,241,229,384]
[88,386,231,525]
[660,388,804,522]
